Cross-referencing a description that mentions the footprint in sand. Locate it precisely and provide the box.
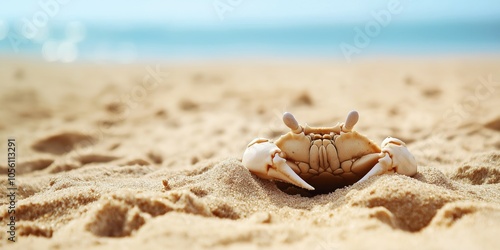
[292,92,314,106]
[484,116,500,131]
[421,87,442,98]
[76,154,120,165]
[17,158,55,174]
[178,99,199,111]
[31,132,96,155]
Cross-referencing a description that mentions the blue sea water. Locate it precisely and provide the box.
[1,19,499,62]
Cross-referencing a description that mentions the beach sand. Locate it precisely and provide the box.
[1,58,500,249]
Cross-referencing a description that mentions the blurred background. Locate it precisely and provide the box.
[0,0,499,63]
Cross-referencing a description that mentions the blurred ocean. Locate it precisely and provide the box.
[1,19,499,62]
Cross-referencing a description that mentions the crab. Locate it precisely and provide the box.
[242,111,417,193]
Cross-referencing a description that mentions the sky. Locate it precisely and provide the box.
[1,1,499,62]
[1,0,500,26]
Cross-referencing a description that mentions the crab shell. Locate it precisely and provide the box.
[274,122,381,192]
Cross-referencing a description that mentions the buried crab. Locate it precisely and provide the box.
[242,111,417,193]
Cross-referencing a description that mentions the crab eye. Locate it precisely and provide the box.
[283,112,302,133]
[343,110,359,132]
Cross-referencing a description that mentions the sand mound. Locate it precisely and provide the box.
[451,152,500,185]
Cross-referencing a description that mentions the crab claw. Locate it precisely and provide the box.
[357,137,417,183]
[242,138,315,190]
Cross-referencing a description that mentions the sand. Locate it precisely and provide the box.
[0,58,499,249]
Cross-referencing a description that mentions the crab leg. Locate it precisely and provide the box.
[242,139,315,190]
[357,153,392,183]
[357,137,417,183]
